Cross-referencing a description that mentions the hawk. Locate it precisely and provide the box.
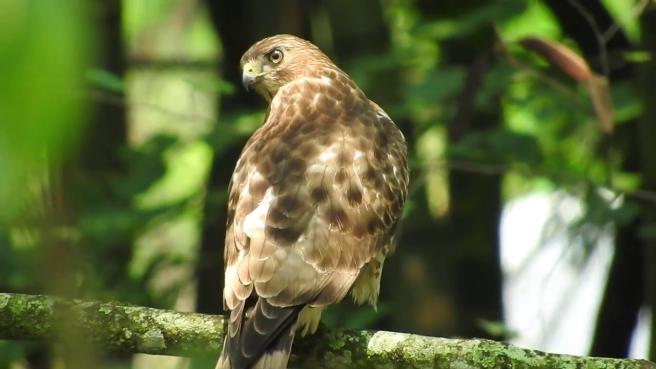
[216,34,408,369]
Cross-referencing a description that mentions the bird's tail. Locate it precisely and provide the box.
[216,299,301,369]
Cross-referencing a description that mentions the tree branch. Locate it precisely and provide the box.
[0,293,653,369]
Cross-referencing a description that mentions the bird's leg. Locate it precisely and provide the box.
[297,305,325,336]
[350,253,386,310]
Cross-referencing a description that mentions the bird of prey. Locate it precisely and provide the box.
[216,34,408,369]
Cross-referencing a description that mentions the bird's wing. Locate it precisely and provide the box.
[220,73,407,369]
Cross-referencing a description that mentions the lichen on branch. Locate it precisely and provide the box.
[0,293,653,369]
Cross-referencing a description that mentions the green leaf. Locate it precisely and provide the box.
[86,68,125,93]
[477,319,517,339]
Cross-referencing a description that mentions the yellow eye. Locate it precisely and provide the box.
[268,49,283,64]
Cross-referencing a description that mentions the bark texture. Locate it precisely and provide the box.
[0,293,654,369]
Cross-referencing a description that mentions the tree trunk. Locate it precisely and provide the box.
[591,218,644,357]
[80,1,127,173]
[446,53,503,339]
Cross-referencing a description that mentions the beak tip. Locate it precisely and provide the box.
[242,74,255,92]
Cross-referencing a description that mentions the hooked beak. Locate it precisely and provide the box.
[242,61,258,91]
[242,73,256,91]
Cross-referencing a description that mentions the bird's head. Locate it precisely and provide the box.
[240,34,332,101]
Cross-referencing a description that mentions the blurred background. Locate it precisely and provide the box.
[1,0,655,368]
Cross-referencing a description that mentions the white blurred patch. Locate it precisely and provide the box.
[501,191,650,358]
[630,307,652,358]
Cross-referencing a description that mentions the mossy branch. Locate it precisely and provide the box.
[0,293,653,369]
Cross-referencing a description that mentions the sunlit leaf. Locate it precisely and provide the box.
[623,50,651,63]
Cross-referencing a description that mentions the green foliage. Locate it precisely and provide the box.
[87,68,125,93]
[415,0,525,40]
[0,0,92,222]
[448,129,543,167]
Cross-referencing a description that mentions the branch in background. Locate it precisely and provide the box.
[0,293,654,369]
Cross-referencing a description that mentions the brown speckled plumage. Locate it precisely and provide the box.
[217,34,408,369]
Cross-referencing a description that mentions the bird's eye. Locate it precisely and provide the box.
[268,49,283,64]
